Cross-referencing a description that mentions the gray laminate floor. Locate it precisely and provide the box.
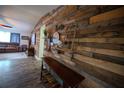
[0,53,44,88]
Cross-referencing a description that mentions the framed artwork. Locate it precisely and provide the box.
[21,36,29,40]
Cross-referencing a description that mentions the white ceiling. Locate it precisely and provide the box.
[0,5,59,34]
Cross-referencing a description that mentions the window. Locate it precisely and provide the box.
[31,33,36,45]
[10,33,20,44]
[0,31,11,42]
[0,31,20,44]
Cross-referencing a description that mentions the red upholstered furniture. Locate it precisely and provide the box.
[5,46,19,52]
[0,42,19,53]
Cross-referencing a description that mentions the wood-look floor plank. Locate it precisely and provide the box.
[0,57,45,88]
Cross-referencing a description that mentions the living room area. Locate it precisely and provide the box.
[0,5,62,88]
[0,6,57,56]
[0,31,29,53]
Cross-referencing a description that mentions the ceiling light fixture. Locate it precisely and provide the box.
[0,24,12,28]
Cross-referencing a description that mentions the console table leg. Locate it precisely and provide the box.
[40,58,44,81]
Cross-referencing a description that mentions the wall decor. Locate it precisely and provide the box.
[21,36,29,40]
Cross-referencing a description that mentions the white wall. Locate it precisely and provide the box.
[3,30,31,47]
[19,32,31,47]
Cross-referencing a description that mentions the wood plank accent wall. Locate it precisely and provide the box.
[33,5,124,87]
[90,7,124,24]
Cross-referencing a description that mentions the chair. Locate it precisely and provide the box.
[21,45,27,52]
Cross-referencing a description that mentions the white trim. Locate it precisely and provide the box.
[35,55,41,61]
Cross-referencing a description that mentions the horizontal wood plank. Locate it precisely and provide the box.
[59,54,76,66]
[78,42,124,51]
[93,53,124,65]
[76,30,124,38]
[69,6,98,21]
[77,46,124,58]
[56,48,72,53]
[74,54,124,76]
[67,38,124,44]
[90,7,124,24]
[75,50,124,65]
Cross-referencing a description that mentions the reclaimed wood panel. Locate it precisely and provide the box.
[78,23,124,37]
[78,31,124,38]
[33,5,124,88]
[68,38,124,44]
[69,6,99,21]
[93,53,124,65]
[79,42,124,51]
[75,50,124,65]
[74,54,124,76]
[73,58,124,87]
[90,7,124,24]
[77,46,124,58]
[52,53,124,87]
[59,54,76,66]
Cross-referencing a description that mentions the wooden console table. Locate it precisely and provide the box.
[42,57,85,87]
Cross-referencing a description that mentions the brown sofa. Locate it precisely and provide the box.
[0,42,19,53]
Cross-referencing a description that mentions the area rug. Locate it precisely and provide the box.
[0,52,27,60]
